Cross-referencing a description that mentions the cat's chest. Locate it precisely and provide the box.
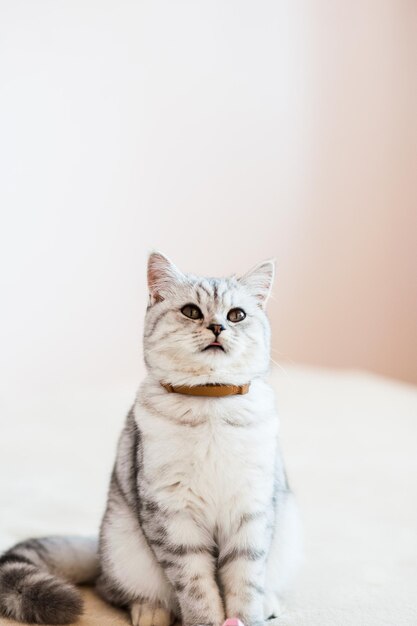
[137,398,278,515]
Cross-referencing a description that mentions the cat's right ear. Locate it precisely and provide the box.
[147,252,184,305]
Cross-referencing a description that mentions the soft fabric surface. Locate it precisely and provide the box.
[1,366,416,625]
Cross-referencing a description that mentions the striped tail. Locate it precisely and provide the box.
[0,536,99,624]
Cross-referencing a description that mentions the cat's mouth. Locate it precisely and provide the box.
[203,341,225,352]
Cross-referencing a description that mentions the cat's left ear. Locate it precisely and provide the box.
[238,259,275,308]
[147,251,184,304]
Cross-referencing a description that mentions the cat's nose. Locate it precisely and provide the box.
[208,323,225,337]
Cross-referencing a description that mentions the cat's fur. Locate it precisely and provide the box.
[0,253,301,626]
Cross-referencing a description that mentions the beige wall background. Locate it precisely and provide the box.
[1,0,416,392]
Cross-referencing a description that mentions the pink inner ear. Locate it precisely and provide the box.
[148,264,161,289]
[150,291,164,303]
[147,252,179,302]
[147,261,166,302]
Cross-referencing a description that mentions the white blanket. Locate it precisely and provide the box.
[1,366,416,625]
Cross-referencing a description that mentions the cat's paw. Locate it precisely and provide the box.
[130,602,172,626]
[223,619,245,626]
[263,591,282,621]
[223,616,264,626]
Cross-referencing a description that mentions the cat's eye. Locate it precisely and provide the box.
[181,304,204,320]
[227,308,246,323]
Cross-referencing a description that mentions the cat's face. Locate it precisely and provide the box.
[143,252,274,385]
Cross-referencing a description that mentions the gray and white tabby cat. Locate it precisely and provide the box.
[0,253,301,626]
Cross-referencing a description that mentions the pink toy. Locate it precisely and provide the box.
[222,619,245,626]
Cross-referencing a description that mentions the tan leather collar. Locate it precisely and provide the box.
[161,382,250,397]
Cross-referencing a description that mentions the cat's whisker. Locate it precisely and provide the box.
[271,348,297,367]
[269,356,293,379]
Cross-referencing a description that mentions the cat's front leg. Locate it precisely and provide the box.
[218,511,271,626]
[172,552,225,626]
[142,509,225,626]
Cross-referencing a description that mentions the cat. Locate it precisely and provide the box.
[0,252,302,626]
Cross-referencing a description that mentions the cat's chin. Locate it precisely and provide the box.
[146,364,268,388]
[145,353,269,388]
[202,344,225,352]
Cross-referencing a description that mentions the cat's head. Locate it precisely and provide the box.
[143,252,274,386]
